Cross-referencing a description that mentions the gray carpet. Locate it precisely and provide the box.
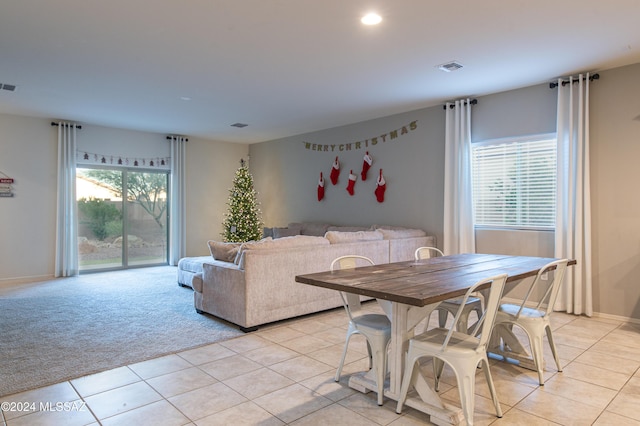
[0,266,244,397]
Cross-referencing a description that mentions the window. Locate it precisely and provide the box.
[471,134,556,230]
[77,167,169,271]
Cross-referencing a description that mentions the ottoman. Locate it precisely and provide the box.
[177,256,212,289]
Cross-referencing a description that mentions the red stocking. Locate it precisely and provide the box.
[346,170,357,196]
[361,151,372,181]
[375,169,386,203]
[317,172,325,201]
[330,156,340,185]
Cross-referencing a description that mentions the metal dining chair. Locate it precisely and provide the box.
[331,255,391,406]
[492,259,569,385]
[396,273,508,425]
[415,247,484,334]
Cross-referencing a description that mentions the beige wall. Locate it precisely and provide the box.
[0,113,247,283]
[0,115,57,283]
[589,63,640,319]
[184,137,248,256]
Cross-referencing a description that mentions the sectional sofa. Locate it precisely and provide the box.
[178,223,436,331]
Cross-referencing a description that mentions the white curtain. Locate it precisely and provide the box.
[55,122,79,277]
[443,99,475,255]
[555,74,593,316]
[169,136,187,265]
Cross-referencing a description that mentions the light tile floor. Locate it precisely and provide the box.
[2,303,640,425]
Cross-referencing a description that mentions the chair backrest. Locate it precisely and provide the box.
[414,246,444,260]
[512,259,569,320]
[441,273,508,353]
[330,255,375,320]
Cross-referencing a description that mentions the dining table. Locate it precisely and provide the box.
[295,253,576,426]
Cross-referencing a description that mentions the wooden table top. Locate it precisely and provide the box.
[295,253,576,307]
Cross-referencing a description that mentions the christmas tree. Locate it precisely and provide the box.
[222,159,263,242]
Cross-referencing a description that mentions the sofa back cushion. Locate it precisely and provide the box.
[324,230,384,244]
[326,225,372,232]
[272,227,301,238]
[288,222,330,236]
[207,240,242,263]
[236,235,330,269]
[376,228,427,239]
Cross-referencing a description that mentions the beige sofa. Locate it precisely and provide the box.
[182,224,436,331]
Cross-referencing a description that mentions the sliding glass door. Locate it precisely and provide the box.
[77,167,169,271]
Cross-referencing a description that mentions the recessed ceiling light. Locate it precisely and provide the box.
[231,123,248,128]
[180,96,191,101]
[437,61,464,72]
[361,13,382,25]
[0,83,17,92]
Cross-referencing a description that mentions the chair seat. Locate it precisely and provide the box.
[353,314,391,332]
[438,296,483,334]
[412,327,481,353]
[499,303,545,319]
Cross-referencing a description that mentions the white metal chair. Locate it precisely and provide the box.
[493,259,569,385]
[396,273,508,425]
[415,247,484,334]
[331,255,391,406]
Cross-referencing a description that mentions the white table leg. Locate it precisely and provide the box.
[488,323,539,371]
[350,302,465,425]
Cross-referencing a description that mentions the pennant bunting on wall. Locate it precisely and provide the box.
[77,151,171,169]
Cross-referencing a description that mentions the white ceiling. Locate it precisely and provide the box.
[1,1,639,144]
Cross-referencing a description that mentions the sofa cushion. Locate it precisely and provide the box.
[272,227,300,238]
[236,235,329,269]
[233,237,273,264]
[324,230,384,244]
[289,222,330,236]
[327,225,372,232]
[373,224,411,230]
[178,255,213,273]
[376,228,427,239]
[207,240,242,263]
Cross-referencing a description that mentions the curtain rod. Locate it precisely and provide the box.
[51,122,82,129]
[443,98,477,110]
[549,73,599,89]
[166,136,189,142]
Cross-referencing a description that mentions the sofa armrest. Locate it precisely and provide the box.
[199,262,248,327]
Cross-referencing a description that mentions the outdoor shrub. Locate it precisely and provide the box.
[78,197,122,241]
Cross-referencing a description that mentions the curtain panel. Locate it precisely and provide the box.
[554,74,593,316]
[169,136,187,265]
[443,99,475,255]
[55,122,79,277]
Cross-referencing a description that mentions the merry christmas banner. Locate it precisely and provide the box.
[302,120,418,153]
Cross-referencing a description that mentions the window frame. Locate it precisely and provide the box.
[471,133,557,232]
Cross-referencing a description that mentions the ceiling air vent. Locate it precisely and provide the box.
[230,123,248,128]
[1,83,18,92]
[437,61,463,72]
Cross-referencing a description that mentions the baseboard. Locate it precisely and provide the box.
[0,274,55,289]
[591,311,640,325]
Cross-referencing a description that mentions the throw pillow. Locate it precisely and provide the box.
[324,230,384,244]
[272,227,300,238]
[207,240,241,263]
